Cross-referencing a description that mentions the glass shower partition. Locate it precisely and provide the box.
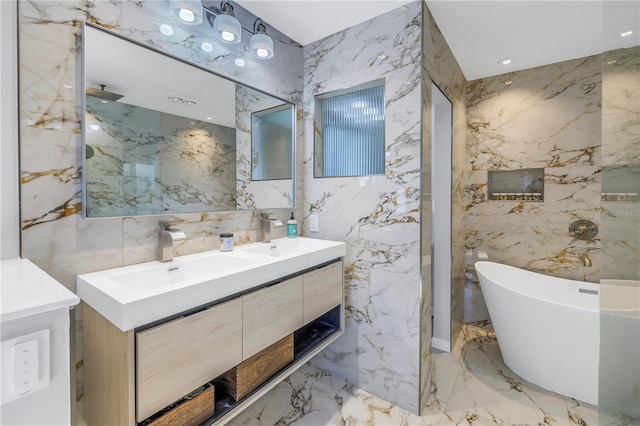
[598,2,640,422]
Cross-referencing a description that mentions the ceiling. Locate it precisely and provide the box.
[236,0,640,80]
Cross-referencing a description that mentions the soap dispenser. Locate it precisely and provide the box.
[287,212,298,238]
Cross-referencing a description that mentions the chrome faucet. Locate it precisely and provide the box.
[579,253,592,267]
[158,221,186,262]
[260,213,283,243]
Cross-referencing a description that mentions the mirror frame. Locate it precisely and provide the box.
[79,22,296,218]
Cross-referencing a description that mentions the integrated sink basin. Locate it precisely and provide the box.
[239,237,323,258]
[77,237,346,331]
[111,254,256,292]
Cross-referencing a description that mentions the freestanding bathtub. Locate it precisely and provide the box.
[475,261,600,405]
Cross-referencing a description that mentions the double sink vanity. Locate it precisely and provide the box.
[77,236,346,425]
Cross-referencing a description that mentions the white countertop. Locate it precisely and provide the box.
[1,258,80,323]
[77,237,346,331]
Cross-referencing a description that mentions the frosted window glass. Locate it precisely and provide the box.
[251,105,293,180]
[315,82,385,177]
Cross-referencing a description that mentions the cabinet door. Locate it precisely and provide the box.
[242,277,303,360]
[136,298,242,422]
[303,261,343,324]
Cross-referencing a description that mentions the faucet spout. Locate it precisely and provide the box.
[579,253,592,268]
[158,221,186,262]
[260,213,283,243]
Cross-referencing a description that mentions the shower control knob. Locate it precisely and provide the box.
[569,220,598,241]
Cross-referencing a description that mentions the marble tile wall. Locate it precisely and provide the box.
[18,0,302,417]
[419,3,467,413]
[301,1,423,414]
[235,85,294,210]
[85,98,237,216]
[465,55,603,323]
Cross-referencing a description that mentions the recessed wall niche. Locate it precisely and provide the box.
[488,168,545,201]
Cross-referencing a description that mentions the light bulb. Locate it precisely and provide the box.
[200,42,213,52]
[178,8,195,23]
[221,31,235,42]
[159,24,174,36]
[256,48,269,58]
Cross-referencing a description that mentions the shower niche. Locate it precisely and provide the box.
[488,168,544,202]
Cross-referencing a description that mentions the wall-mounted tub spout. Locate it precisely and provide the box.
[579,253,592,267]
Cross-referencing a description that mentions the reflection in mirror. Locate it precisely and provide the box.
[251,105,293,181]
[82,23,294,218]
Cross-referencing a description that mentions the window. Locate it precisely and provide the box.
[251,104,294,181]
[314,80,385,177]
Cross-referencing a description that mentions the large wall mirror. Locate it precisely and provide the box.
[82,23,295,218]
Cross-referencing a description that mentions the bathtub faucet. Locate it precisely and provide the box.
[579,253,592,267]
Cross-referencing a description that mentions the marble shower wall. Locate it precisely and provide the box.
[302,2,423,414]
[419,3,467,413]
[18,0,302,416]
[465,55,603,313]
[85,98,236,216]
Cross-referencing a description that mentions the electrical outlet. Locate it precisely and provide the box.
[309,214,319,232]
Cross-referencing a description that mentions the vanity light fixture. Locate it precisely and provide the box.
[499,57,513,65]
[212,1,242,44]
[249,19,274,59]
[168,0,204,25]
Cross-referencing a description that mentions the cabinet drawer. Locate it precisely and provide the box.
[136,299,242,422]
[242,277,303,359]
[303,262,343,324]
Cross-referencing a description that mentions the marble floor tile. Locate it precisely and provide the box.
[228,325,612,426]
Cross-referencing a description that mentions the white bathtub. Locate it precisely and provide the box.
[475,261,600,405]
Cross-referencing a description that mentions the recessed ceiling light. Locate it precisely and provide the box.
[504,80,513,85]
[64,84,72,89]
[168,96,182,103]
[378,54,387,59]
[183,100,196,107]
[607,60,617,65]
[100,100,108,104]
[200,42,214,53]
[206,116,212,120]
[498,58,513,65]
[159,24,174,37]
[619,29,634,37]
[234,56,246,67]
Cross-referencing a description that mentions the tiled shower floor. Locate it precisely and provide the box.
[229,325,602,426]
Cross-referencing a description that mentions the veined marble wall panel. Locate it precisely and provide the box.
[303,2,423,413]
[601,46,640,168]
[18,1,302,419]
[420,4,467,414]
[465,55,602,308]
[160,118,236,213]
[235,85,293,209]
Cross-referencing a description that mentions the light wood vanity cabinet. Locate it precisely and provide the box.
[83,259,344,426]
[136,298,242,422]
[242,276,303,359]
[303,261,343,323]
